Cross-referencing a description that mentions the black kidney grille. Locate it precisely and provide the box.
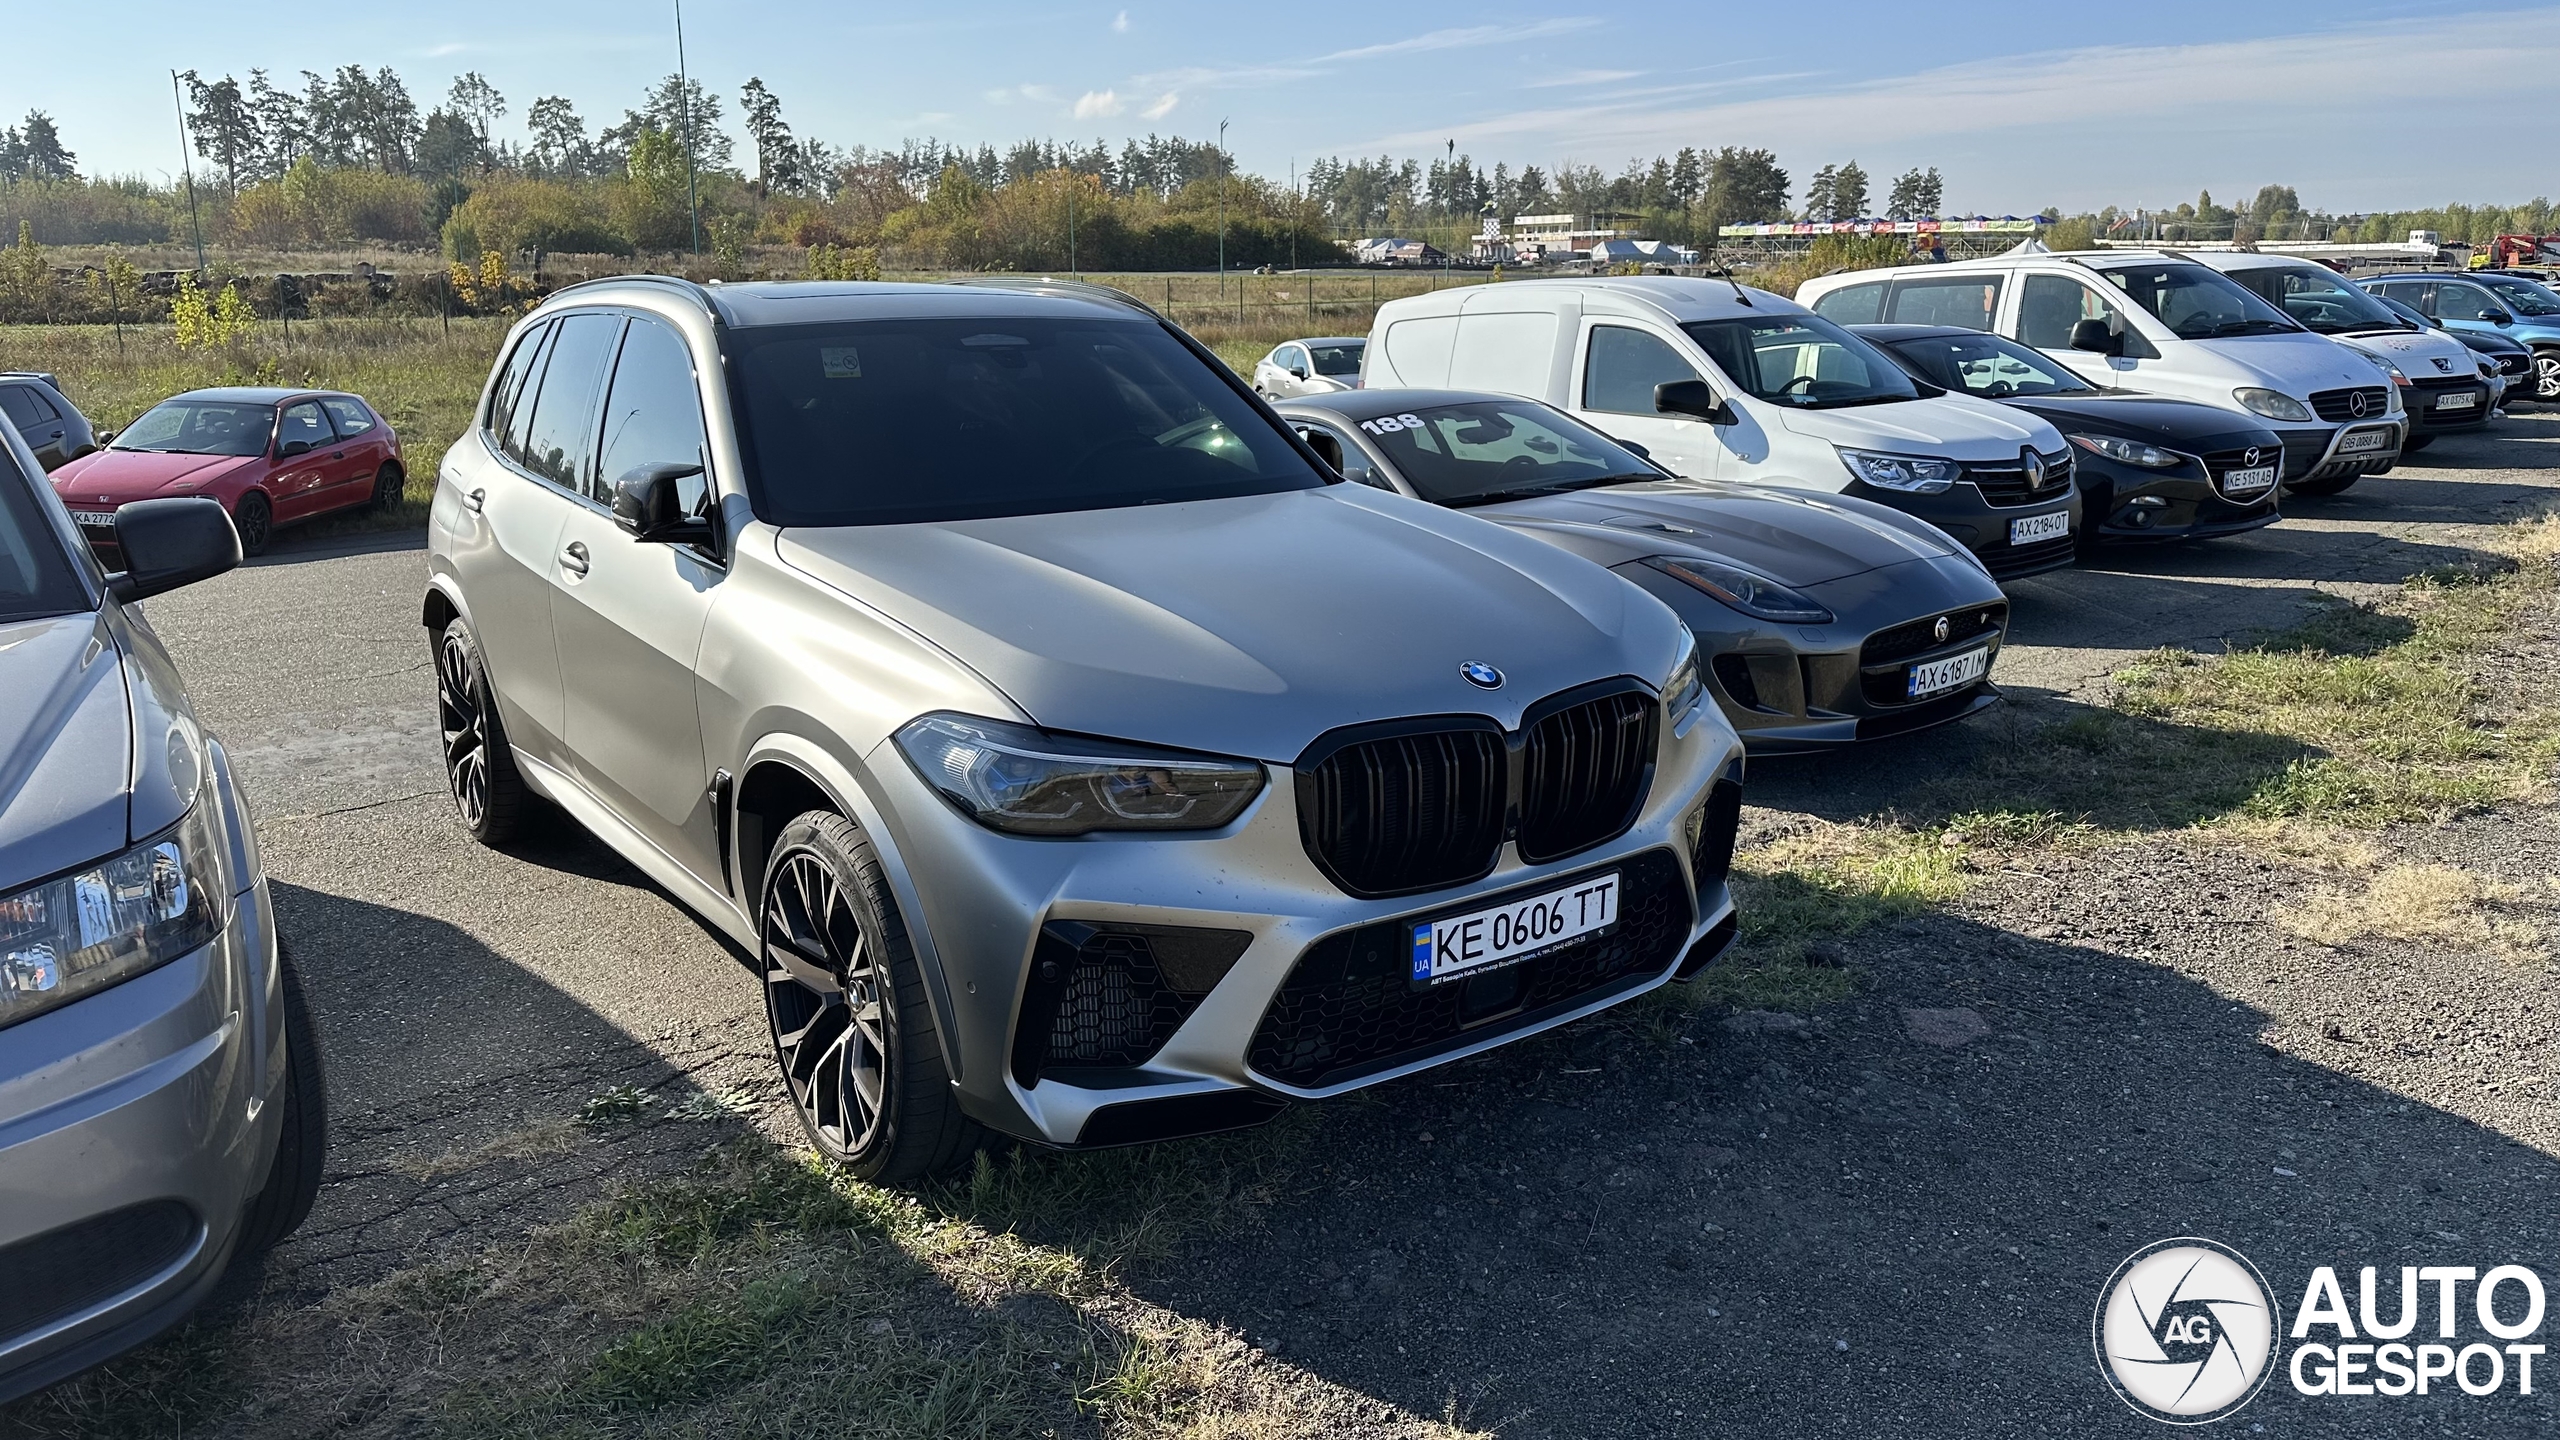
[1519,691,1656,863]
[1299,726,1507,897]
[0,1199,198,1345]
[1247,849,1689,1089]
[2310,386,2391,423]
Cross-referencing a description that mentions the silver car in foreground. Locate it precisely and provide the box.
[424,277,1742,1182]
[0,426,323,1404]
[1275,390,2012,754]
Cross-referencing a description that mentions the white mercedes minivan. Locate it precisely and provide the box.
[1801,251,2406,495]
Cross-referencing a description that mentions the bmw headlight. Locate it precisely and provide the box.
[894,714,1265,836]
[1,803,227,1031]
[1661,629,1705,730]
[2066,432,2181,469]
[2233,388,2315,423]
[1836,448,1959,494]
[1645,556,1835,624]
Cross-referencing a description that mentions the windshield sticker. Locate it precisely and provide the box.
[820,346,863,379]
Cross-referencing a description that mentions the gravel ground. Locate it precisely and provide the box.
[7,410,2556,1436]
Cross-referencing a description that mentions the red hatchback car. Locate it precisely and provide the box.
[51,386,403,557]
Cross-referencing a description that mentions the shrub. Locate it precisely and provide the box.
[441,174,627,259]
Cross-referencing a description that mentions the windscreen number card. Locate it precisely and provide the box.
[1413,872,1619,985]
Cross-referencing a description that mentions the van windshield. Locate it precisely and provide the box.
[2222,265,2410,334]
[1679,314,1923,409]
[724,316,1330,525]
[2095,262,2300,339]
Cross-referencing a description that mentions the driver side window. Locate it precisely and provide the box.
[2434,284,2494,321]
[277,401,330,455]
[2015,275,2120,349]
[1293,422,1387,487]
[1582,326,1699,415]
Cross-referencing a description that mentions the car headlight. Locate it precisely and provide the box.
[1661,629,1705,730]
[2372,356,2411,388]
[1836,448,1960,494]
[1,803,228,1031]
[2066,432,2181,469]
[2233,388,2315,423]
[893,713,1265,836]
[2480,357,2502,380]
[1645,556,1835,624]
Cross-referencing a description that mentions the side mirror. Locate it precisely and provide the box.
[1617,439,1652,459]
[278,438,314,458]
[107,498,240,602]
[96,429,115,445]
[2485,308,2515,325]
[2069,319,2124,356]
[1654,378,1736,425]
[611,461,713,544]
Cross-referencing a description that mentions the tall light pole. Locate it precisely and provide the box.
[675,0,701,257]
[1216,118,1229,298]
[170,72,206,273]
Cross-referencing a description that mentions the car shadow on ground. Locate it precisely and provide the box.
[954,908,2560,1437]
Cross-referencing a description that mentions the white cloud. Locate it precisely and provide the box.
[1141,91,1179,120]
[1073,89,1125,119]
[1523,68,1640,88]
[1113,8,1129,32]
[1317,17,1600,63]
[422,41,469,57]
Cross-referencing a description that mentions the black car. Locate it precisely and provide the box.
[1856,325,2283,546]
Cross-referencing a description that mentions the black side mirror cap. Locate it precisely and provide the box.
[1654,378,1736,425]
[611,461,714,544]
[106,497,240,602]
[2069,318,2124,356]
[278,438,314,458]
[2485,309,2515,325]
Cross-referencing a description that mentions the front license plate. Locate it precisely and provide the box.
[2009,510,2071,545]
[1412,872,1619,986]
[2436,390,2479,411]
[1907,646,1991,699]
[2220,464,2278,494]
[2339,427,2392,455]
[71,510,116,526]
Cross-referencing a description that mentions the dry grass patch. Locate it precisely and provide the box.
[2274,862,2546,962]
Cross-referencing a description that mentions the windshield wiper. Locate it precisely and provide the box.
[1445,473,1654,506]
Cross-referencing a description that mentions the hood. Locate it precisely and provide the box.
[52,449,258,503]
[2448,326,2532,357]
[776,486,1687,763]
[1999,393,2278,450]
[0,612,131,891]
[1472,479,1958,589]
[1776,393,2061,459]
[2333,327,2483,376]
[2179,332,2401,393]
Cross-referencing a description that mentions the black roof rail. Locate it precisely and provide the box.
[941,275,1163,320]
[544,273,724,319]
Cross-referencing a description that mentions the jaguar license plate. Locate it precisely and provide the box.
[2220,465,2278,494]
[71,510,116,527]
[1907,647,1991,699]
[2436,391,2479,411]
[2010,510,2071,545]
[1412,872,1619,986]
[2339,427,2393,455]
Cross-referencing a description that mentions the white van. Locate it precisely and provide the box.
[1799,251,2406,495]
[1362,276,2083,583]
[2193,253,2493,452]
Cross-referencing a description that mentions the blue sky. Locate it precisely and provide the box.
[18,2,2558,213]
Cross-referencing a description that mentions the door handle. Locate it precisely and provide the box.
[560,541,590,577]
[329,451,345,459]
[463,488,484,512]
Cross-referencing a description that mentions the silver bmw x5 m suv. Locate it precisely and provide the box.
[424,277,1744,1181]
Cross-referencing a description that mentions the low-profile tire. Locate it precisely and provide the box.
[231,490,273,557]
[2534,349,2560,403]
[434,617,529,846]
[369,461,405,512]
[2403,434,2436,453]
[234,943,326,1257]
[760,810,982,1184]
[2287,472,2360,497]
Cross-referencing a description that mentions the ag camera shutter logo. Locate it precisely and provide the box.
[2094,1237,2280,1424]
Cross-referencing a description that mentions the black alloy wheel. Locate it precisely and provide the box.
[371,462,405,512]
[434,618,526,845]
[759,811,980,1183]
[232,490,273,557]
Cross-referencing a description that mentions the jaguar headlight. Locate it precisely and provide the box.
[1836,448,1960,494]
[894,714,1265,836]
[1,803,227,1031]
[2233,388,2315,423]
[1662,629,1704,731]
[2066,432,2181,469]
[1645,556,1835,624]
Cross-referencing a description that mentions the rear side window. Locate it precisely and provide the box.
[0,386,60,428]
[1887,276,2001,331]
[1808,282,1884,325]
[518,312,622,492]
[1582,326,1699,415]
[321,397,376,436]
[596,317,710,511]
[490,321,553,463]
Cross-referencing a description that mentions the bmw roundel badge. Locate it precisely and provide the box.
[1460,661,1504,690]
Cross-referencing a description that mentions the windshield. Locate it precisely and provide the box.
[110,399,276,457]
[1679,314,1923,409]
[2097,262,2299,339]
[2225,265,2408,334]
[1307,342,1364,377]
[725,316,1328,525]
[2476,274,2560,316]
[0,444,89,623]
[1879,331,2096,398]
[1345,399,1656,506]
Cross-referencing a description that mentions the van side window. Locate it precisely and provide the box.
[1582,326,1699,415]
[518,312,623,493]
[2017,275,2132,351]
[1809,282,1884,326]
[1887,276,2001,331]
